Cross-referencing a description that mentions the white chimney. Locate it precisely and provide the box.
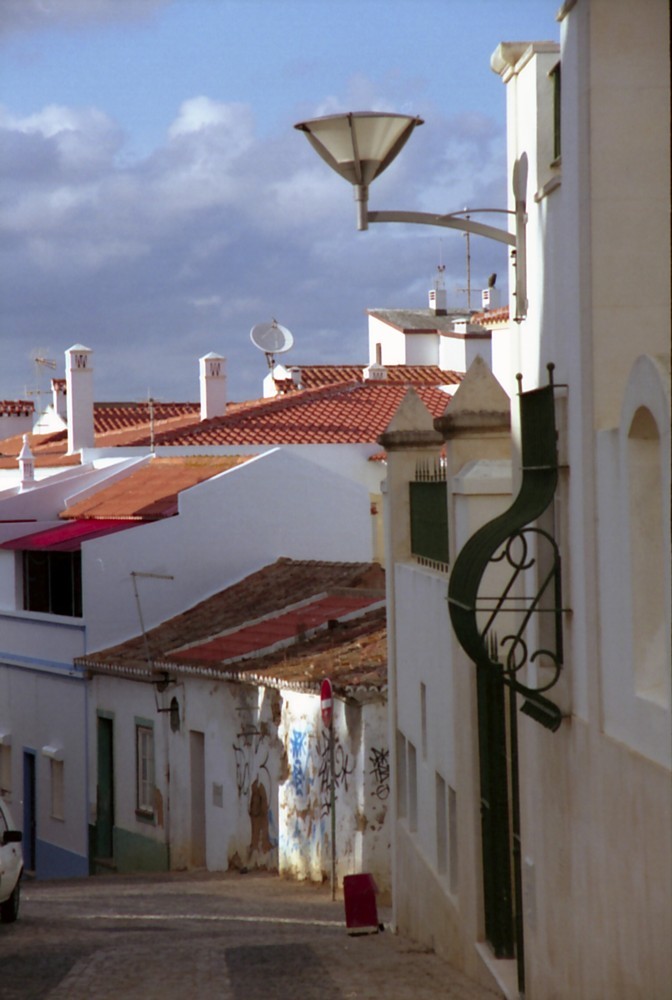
[19,434,35,490]
[51,378,67,420]
[363,362,388,381]
[482,274,500,311]
[199,353,226,420]
[429,264,448,315]
[65,344,94,454]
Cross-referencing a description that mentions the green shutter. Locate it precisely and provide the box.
[409,481,448,564]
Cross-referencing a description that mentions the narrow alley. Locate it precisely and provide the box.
[0,871,502,999]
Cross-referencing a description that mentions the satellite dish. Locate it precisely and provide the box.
[250,319,294,356]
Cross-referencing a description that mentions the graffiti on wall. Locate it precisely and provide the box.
[315,728,355,818]
[289,728,310,799]
[369,746,390,800]
[233,722,277,853]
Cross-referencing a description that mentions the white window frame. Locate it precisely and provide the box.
[136,722,155,818]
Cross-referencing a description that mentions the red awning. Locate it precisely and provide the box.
[1,519,141,553]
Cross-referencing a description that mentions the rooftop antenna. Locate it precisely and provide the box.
[147,393,156,454]
[455,208,472,310]
[250,318,294,370]
[28,353,57,416]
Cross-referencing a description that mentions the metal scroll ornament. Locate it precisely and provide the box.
[448,366,565,731]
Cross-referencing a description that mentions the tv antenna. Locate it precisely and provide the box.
[250,319,294,370]
[455,208,472,310]
[28,352,57,416]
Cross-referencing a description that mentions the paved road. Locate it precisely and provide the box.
[0,871,502,999]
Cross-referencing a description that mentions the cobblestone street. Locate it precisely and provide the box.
[0,871,502,999]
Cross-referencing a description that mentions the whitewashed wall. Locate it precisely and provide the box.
[0,651,88,878]
[84,448,375,652]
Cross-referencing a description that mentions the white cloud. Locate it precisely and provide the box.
[0,91,507,404]
[0,0,171,36]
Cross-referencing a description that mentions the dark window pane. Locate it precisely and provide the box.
[410,481,449,563]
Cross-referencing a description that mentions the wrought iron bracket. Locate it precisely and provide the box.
[448,365,568,731]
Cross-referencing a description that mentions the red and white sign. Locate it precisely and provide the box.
[320,678,333,728]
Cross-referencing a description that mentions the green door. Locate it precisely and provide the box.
[96,716,115,861]
[476,663,515,958]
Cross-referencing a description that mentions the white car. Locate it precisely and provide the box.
[0,798,23,923]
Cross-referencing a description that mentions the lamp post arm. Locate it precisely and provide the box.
[365,209,517,247]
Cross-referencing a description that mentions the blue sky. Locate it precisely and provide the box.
[0,0,559,405]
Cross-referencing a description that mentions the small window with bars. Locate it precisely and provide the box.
[409,458,449,569]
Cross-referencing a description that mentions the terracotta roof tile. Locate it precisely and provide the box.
[471,306,510,325]
[152,382,452,447]
[60,456,251,521]
[274,364,461,391]
[79,558,386,693]
[0,400,35,417]
[0,366,456,459]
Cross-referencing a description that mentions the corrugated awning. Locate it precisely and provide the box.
[1,519,140,553]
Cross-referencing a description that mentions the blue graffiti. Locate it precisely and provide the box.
[290,728,309,797]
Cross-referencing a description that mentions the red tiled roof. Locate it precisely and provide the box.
[78,558,387,693]
[151,382,452,447]
[274,364,461,391]
[0,432,81,469]
[170,591,380,665]
[0,400,34,417]
[471,306,510,326]
[60,456,251,521]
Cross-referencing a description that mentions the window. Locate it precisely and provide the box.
[50,759,64,820]
[408,741,418,832]
[628,408,666,705]
[0,744,11,799]
[448,785,458,894]
[136,723,155,817]
[23,550,82,617]
[550,61,561,162]
[436,773,447,875]
[420,683,428,759]
[396,731,407,819]
[409,460,448,567]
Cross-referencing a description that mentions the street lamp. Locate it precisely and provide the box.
[295,111,528,322]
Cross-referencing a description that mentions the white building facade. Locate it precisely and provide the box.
[383,2,671,998]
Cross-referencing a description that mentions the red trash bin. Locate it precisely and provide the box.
[343,873,379,934]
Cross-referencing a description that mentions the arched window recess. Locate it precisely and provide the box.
[448,364,569,731]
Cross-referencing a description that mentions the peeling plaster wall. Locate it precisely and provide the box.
[278,690,390,894]
[89,674,390,892]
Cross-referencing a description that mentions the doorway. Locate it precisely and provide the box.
[189,731,206,868]
[476,663,525,995]
[22,750,37,872]
[96,716,115,862]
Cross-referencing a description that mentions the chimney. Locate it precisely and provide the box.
[199,353,226,420]
[19,435,35,490]
[363,362,388,382]
[429,264,448,315]
[51,378,67,420]
[482,273,500,311]
[65,344,94,454]
[289,366,302,389]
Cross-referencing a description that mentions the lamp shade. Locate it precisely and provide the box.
[294,112,423,188]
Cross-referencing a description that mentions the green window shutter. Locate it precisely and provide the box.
[409,481,449,564]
